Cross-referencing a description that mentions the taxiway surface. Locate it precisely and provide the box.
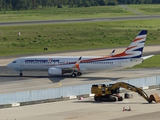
[0,15,160,26]
[0,66,160,94]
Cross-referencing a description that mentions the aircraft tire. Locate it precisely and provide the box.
[77,72,82,76]
[19,72,23,77]
[71,73,76,77]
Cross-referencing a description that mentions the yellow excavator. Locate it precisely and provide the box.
[91,82,160,103]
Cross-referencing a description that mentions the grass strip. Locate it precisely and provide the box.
[0,19,160,56]
[0,6,132,22]
[134,55,160,68]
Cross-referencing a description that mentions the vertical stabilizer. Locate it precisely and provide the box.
[113,30,147,58]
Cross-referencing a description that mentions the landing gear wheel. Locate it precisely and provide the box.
[71,73,76,78]
[77,72,82,76]
[19,72,23,77]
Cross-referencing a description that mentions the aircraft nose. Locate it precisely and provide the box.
[7,63,12,68]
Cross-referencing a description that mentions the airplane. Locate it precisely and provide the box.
[7,30,153,77]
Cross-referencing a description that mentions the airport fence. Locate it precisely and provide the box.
[0,76,160,105]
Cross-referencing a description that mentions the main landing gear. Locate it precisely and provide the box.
[71,72,82,77]
[19,72,23,77]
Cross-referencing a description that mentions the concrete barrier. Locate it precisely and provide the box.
[0,104,12,109]
[20,97,70,107]
[143,86,149,90]
[69,96,77,99]
[149,85,159,89]
[12,103,20,107]
[89,94,94,97]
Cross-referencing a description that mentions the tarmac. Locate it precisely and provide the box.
[0,67,160,94]
[1,89,160,120]
[1,15,160,26]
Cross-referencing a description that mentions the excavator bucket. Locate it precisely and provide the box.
[150,94,160,103]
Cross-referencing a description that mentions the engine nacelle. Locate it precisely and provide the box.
[48,68,62,75]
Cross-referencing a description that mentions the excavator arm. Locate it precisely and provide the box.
[108,82,152,103]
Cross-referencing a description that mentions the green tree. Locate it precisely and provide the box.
[84,0,90,7]
[77,0,82,7]
[62,0,68,6]
[68,0,74,7]
[89,0,95,6]
[98,0,108,6]
[47,0,53,7]
[152,0,159,3]
[36,0,42,6]
[11,0,28,10]
[122,0,127,4]
[41,0,47,8]
[25,0,32,9]
[0,0,2,11]
[108,0,117,5]
[144,0,152,4]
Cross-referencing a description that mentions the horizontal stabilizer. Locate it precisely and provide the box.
[142,55,154,60]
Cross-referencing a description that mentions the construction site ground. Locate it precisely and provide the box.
[1,88,160,120]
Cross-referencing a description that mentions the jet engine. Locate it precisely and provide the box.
[48,68,62,75]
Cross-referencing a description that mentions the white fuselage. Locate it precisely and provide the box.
[7,56,143,73]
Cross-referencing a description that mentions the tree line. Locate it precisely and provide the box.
[0,0,160,10]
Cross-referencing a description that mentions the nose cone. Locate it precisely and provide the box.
[7,63,12,69]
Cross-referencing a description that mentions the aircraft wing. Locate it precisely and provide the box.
[142,55,154,60]
[61,56,82,72]
[71,56,82,71]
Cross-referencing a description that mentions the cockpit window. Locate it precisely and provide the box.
[12,61,17,63]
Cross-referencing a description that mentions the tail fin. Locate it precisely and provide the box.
[113,30,147,58]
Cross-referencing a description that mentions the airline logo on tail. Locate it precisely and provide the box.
[113,30,147,59]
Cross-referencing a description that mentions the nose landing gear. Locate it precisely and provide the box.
[19,72,23,77]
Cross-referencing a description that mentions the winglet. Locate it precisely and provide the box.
[73,57,82,71]
[110,50,115,56]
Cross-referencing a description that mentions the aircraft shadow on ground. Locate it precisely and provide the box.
[0,73,125,82]
[0,74,65,83]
